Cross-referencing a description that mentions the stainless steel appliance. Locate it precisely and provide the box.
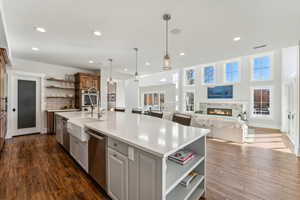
[87,128,107,191]
[81,90,99,107]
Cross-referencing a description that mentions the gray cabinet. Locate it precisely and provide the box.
[107,148,128,200]
[55,115,63,145]
[128,148,163,200]
[70,134,88,172]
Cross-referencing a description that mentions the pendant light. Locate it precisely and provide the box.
[133,48,139,82]
[108,58,113,84]
[163,14,171,70]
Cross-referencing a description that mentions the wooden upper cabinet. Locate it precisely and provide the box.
[75,73,100,91]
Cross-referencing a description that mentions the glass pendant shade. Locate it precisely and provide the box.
[134,48,139,82]
[163,54,171,70]
[134,71,139,82]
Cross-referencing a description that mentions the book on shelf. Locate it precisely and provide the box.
[180,171,199,187]
[168,149,195,165]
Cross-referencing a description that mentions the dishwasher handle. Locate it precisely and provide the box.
[86,131,105,140]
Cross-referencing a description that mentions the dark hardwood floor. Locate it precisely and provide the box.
[0,134,108,200]
[0,131,300,200]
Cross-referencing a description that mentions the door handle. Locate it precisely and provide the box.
[87,131,105,140]
[12,108,16,112]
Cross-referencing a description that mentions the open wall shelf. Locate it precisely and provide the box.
[46,78,75,83]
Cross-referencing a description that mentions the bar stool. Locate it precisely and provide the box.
[115,107,125,112]
[132,108,142,114]
[172,113,192,126]
[150,111,163,118]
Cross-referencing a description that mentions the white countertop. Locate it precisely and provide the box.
[47,109,80,112]
[85,112,209,158]
[55,111,100,119]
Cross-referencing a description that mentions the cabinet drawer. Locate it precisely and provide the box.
[108,137,128,156]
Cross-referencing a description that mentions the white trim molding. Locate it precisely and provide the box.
[250,86,273,120]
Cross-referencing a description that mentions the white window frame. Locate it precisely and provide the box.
[223,58,241,83]
[202,64,216,85]
[250,52,274,82]
[183,90,195,113]
[183,67,196,86]
[142,91,166,110]
[250,86,273,119]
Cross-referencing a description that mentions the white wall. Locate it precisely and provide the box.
[281,45,300,156]
[139,49,283,129]
[191,50,282,129]
[124,79,139,112]
[6,58,94,137]
[116,80,125,107]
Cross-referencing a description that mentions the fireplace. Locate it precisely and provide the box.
[207,108,233,116]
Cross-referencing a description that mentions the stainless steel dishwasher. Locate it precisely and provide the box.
[87,128,107,191]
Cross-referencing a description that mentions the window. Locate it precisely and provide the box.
[143,92,165,111]
[203,66,215,84]
[184,68,195,85]
[184,91,194,112]
[252,55,271,81]
[225,61,239,82]
[252,88,271,116]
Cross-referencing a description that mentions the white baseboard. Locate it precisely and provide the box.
[41,128,48,134]
[248,122,281,130]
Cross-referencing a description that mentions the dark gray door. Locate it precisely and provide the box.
[18,80,36,129]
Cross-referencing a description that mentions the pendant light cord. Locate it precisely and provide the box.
[166,18,168,55]
[136,49,138,73]
[108,58,113,80]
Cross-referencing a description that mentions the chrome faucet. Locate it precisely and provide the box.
[87,87,103,119]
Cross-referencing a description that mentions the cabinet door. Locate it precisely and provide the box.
[79,76,90,90]
[128,149,162,200]
[55,116,63,144]
[92,77,100,90]
[108,148,128,200]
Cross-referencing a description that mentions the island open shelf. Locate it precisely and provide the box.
[165,135,206,199]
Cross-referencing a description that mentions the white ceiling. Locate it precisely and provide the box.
[2,0,300,74]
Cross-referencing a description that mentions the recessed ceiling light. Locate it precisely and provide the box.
[160,78,167,82]
[35,27,46,33]
[179,52,185,56]
[93,31,102,36]
[89,60,94,64]
[124,68,128,72]
[145,62,151,66]
[233,37,241,41]
[32,47,39,51]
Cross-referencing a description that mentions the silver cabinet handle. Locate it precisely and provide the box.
[86,131,104,140]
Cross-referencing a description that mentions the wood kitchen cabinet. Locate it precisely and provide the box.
[107,148,129,200]
[47,111,55,134]
[75,73,100,108]
[55,115,63,145]
[75,73,100,90]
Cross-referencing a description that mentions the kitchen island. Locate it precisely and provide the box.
[55,111,209,200]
